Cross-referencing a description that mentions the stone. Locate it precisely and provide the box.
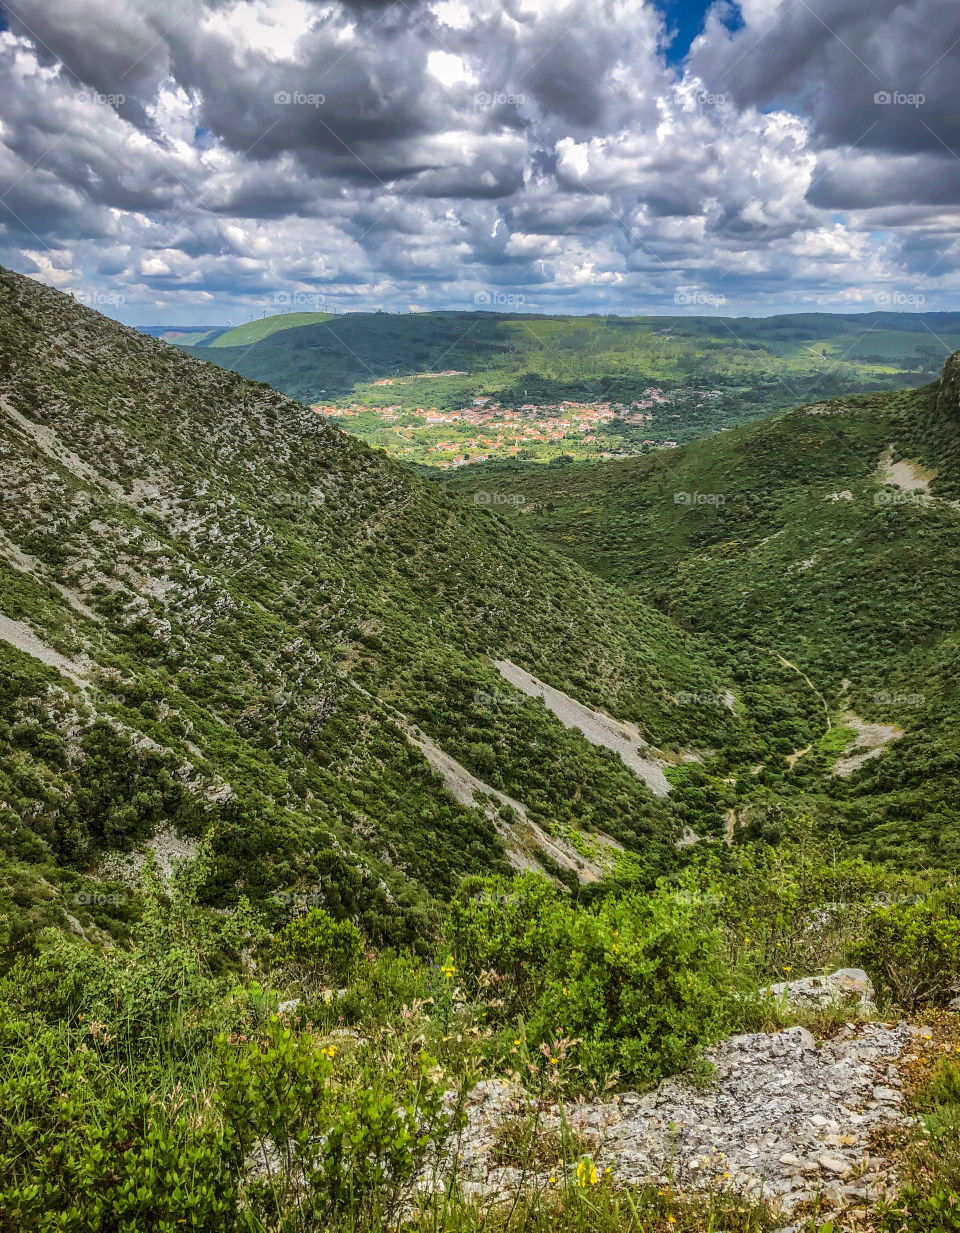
[426,1020,914,1217]
[760,967,875,1011]
[872,1086,900,1103]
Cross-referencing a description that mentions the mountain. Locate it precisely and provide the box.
[161,307,960,466]
[0,266,812,962]
[5,270,960,1233]
[441,361,960,867]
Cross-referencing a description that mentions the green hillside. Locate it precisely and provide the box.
[6,271,960,1233]
[207,311,337,348]
[1,266,807,960]
[441,368,960,866]
[172,308,960,465]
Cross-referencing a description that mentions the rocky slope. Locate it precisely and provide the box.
[445,1016,932,1227]
[0,266,805,956]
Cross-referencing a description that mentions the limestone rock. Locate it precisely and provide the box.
[760,967,875,1011]
[435,1021,916,1219]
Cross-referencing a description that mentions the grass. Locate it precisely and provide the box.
[208,311,336,347]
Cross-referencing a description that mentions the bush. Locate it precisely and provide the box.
[216,1016,457,1228]
[446,873,735,1085]
[852,889,960,1010]
[0,1008,240,1231]
[445,873,561,1017]
[275,906,364,990]
[527,885,735,1084]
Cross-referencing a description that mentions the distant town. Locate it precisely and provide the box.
[310,378,725,466]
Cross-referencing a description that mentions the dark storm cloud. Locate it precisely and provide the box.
[689,0,960,191]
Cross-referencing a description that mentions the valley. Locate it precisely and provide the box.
[163,309,960,466]
[2,268,960,1232]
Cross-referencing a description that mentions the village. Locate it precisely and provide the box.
[310,383,724,467]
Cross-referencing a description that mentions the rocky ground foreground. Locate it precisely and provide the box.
[433,972,938,1228]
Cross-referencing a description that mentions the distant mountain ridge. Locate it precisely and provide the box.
[148,306,960,465]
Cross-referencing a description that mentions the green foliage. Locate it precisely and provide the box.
[526,882,735,1084]
[3,848,265,1063]
[445,873,561,1016]
[0,1010,241,1232]
[447,873,735,1084]
[874,1056,960,1232]
[274,906,363,989]
[852,889,960,1010]
[217,1018,457,1229]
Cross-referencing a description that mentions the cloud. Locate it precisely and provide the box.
[0,0,957,321]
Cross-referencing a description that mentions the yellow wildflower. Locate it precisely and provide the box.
[576,1158,599,1187]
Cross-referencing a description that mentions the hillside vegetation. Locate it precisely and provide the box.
[442,367,960,866]
[0,265,808,959]
[208,312,337,349]
[3,270,960,1232]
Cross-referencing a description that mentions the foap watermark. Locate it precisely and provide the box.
[873,690,925,707]
[871,891,926,906]
[73,890,126,906]
[88,687,135,708]
[874,291,926,307]
[274,90,325,106]
[670,889,724,906]
[473,689,525,709]
[475,290,526,309]
[475,90,526,109]
[471,890,520,905]
[674,491,725,506]
[674,289,726,308]
[674,691,727,707]
[274,290,328,309]
[78,90,125,106]
[76,290,125,308]
[874,90,925,107]
[694,90,727,106]
[874,490,931,507]
[268,490,322,509]
[473,490,526,507]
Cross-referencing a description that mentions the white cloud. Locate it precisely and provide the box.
[0,0,955,321]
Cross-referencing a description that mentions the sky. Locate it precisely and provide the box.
[0,0,958,324]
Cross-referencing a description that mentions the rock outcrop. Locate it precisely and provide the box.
[437,1021,932,1223]
[937,349,960,417]
[760,967,876,1012]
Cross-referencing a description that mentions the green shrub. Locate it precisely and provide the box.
[527,885,735,1084]
[852,889,960,1010]
[0,1008,240,1232]
[274,906,364,990]
[447,873,735,1085]
[445,873,561,1017]
[216,1016,457,1228]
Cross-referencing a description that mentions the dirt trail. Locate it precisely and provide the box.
[494,660,672,797]
[0,530,99,620]
[1,395,108,489]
